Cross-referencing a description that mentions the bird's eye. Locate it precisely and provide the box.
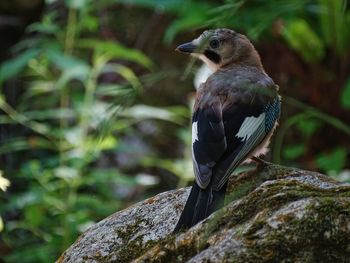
[209,39,220,49]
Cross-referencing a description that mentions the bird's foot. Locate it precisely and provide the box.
[251,156,272,171]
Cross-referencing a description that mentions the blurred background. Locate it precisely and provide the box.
[0,0,349,262]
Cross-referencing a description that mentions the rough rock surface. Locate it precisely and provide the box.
[57,164,350,263]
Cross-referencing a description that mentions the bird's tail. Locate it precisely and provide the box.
[208,181,227,215]
[173,182,227,233]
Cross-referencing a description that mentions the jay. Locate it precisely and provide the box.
[174,28,281,232]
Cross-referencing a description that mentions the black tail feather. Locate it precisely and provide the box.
[207,181,228,215]
[173,182,200,232]
[173,181,227,233]
[191,184,212,226]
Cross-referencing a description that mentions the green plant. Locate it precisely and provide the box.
[1,1,349,261]
[129,0,350,176]
[0,1,187,262]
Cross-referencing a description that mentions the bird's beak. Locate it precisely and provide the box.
[176,42,197,53]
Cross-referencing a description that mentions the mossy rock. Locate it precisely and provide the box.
[57,164,350,263]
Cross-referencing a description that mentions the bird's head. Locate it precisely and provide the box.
[176,28,262,72]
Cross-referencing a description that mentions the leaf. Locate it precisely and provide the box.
[10,189,44,209]
[46,50,88,71]
[96,135,118,150]
[0,49,40,83]
[96,84,134,97]
[114,0,189,13]
[65,0,90,9]
[45,50,91,87]
[24,205,43,227]
[102,64,142,91]
[283,144,306,160]
[24,108,76,121]
[340,78,350,109]
[318,0,350,55]
[0,137,31,154]
[78,39,154,69]
[296,118,322,137]
[316,147,348,173]
[27,21,59,35]
[86,169,136,186]
[4,244,56,263]
[122,104,186,124]
[283,18,325,62]
[164,12,210,44]
[54,166,80,182]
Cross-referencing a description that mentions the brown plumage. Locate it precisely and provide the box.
[174,29,281,232]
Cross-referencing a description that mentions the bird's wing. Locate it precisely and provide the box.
[192,74,280,191]
[192,99,227,189]
[212,96,281,191]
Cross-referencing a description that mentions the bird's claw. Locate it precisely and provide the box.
[252,156,272,171]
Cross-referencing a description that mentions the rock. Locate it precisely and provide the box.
[57,164,350,263]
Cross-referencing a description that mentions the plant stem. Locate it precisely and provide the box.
[60,8,79,250]
[65,8,77,57]
[59,7,78,164]
[272,96,350,163]
[0,97,54,142]
[285,96,350,134]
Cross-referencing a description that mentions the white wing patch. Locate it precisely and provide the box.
[215,113,267,191]
[236,113,265,140]
[192,121,199,143]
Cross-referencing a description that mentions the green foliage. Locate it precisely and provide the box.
[283,144,306,160]
[142,127,193,187]
[1,0,349,262]
[118,0,309,44]
[341,78,350,110]
[0,1,186,262]
[78,39,154,69]
[120,0,350,179]
[2,159,133,262]
[116,0,215,43]
[283,19,325,62]
[0,49,40,84]
[281,0,350,62]
[318,0,350,55]
[273,98,350,176]
[296,118,322,138]
[125,0,350,60]
[316,147,348,173]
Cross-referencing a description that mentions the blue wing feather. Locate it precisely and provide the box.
[193,95,280,191]
[264,99,281,132]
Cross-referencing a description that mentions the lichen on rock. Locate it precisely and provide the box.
[57,164,350,263]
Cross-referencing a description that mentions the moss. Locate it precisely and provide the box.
[135,233,199,263]
[110,217,159,262]
[226,181,254,203]
[60,165,350,263]
[120,235,159,262]
[238,197,350,263]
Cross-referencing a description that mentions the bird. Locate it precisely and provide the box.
[173,28,281,232]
